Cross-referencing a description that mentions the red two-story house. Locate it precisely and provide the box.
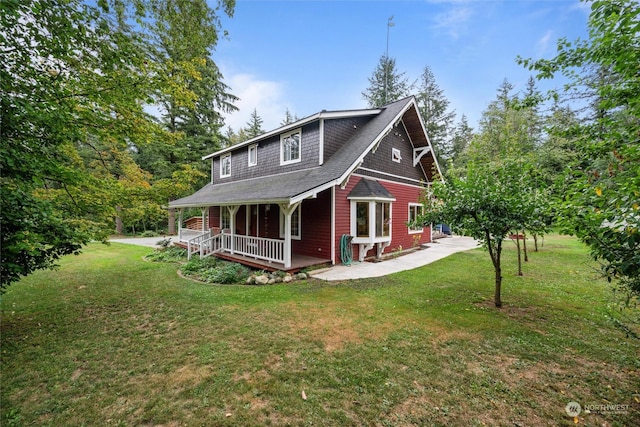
[169,96,441,271]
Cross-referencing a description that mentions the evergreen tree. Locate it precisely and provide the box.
[137,0,238,180]
[415,66,456,171]
[281,108,298,126]
[244,109,264,139]
[449,114,474,168]
[362,55,411,108]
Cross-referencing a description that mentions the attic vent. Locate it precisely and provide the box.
[392,148,402,163]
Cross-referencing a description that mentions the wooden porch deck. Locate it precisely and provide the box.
[174,241,330,273]
[214,252,331,273]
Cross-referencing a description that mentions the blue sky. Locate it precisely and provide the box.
[214,0,591,132]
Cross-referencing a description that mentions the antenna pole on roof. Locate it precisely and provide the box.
[385,15,395,105]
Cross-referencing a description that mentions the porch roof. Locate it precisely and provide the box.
[169,97,418,209]
[168,167,333,207]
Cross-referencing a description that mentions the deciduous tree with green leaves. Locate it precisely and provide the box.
[0,0,170,289]
[519,0,640,296]
[419,162,530,307]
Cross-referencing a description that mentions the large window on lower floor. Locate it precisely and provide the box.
[352,201,392,240]
[376,202,390,237]
[356,202,369,237]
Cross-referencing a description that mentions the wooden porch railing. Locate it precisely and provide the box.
[231,234,284,264]
[187,231,285,265]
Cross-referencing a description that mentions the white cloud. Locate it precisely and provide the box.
[536,30,555,58]
[432,5,473,39]
[223,73,290,132]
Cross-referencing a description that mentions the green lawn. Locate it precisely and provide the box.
[1,235,638,426]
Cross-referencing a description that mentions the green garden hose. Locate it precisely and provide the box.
[340,234,353,266]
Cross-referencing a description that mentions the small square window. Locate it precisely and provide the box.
[392,148,402,163]
[220,154,231,177]
[248,144,257,167]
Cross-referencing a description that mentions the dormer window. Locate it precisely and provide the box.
[248,144,257,167]
[220,154,231,178]
[281,129,301,165]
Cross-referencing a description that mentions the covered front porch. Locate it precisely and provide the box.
[174,199,331,272]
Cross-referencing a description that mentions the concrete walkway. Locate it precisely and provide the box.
[310,236,480,281]
[110,234,480,281]
[109,236,179,248]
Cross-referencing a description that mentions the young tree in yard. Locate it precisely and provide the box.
[362,55,411,108]
[415,66,456,172]
[519,0,640,296]
[419,162,529,307]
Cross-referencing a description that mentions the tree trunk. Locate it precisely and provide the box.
[115,206,123,235]
[168,208,176,235]
[494,265,502,308]
[487,235,503,308]
[516,232,523,276]
[533,234,539,252]
[523,230,529,262]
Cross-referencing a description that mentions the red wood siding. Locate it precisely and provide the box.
[380,179,431,249]
[293,189,332,258]
[333,176,430,263]
[334,178,358,262]
[209,206,220,229]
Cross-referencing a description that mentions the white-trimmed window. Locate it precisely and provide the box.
[220,207,231,230]
[392,148,402,163]
[351,200,393,240]
[408,203,424,233]
[356,202,369,237]
[220,154,231,177]
[248,144,258,167]
[376,202,391,237]
[281,129,301,165]
[280,205,301,240]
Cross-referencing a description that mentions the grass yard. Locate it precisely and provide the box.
[1,235,638,426]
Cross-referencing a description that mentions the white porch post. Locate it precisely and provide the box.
[200,207,207,233]
[227,205,239,254]
[178,208,184,241]
[279,202,300,269]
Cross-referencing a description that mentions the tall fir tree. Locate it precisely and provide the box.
[415,65,456,172]
[362,55,411,108]
[136,0,238,181]
[244,109,264,139]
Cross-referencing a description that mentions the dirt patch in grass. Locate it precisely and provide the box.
[281,299,398,352]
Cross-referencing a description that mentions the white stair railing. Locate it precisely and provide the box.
[187,230,212,260]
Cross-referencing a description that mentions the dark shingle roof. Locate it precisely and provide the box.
[347,178,395,200]
[169,97,414,208]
